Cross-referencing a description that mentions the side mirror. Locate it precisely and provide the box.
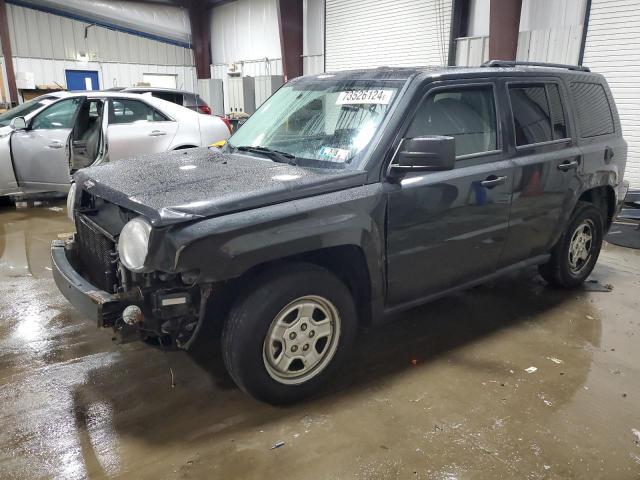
[9,117,27,131]
[390,135,455,174]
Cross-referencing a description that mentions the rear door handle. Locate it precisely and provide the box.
[48,141,63,149]
[148,130,166,137]
[480,175,507,188]
[604,146,614,161]
[557,160,579,171]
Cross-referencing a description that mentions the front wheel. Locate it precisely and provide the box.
[539,201,604,288]
[221,263,357,404]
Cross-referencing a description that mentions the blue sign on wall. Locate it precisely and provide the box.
[65,70,100,91]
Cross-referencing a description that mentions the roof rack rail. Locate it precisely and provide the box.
[481,60,591,72]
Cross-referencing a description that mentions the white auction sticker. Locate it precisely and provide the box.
[336,89,394,105]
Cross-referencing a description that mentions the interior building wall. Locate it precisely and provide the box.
[0,3,197,103]
[303,0,324,75]
[516,0,587,64]
[209,0,283,114]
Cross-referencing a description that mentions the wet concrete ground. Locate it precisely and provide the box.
[1,200,639,480]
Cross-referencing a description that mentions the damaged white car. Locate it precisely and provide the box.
[0,91,231,199]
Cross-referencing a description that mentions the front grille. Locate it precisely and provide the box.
[74,213,118,293]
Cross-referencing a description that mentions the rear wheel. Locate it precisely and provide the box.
[222,263,357,404]
[539,202,604,288]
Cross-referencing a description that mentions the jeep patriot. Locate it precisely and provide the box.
[52,61,629,404]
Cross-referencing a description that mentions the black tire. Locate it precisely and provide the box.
[0,196,13,208]
[539,201,604,288]
[221,263,357,405]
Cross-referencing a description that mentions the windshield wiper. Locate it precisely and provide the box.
[235,145,297,165]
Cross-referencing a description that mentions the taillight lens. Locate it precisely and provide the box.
[198,104,212,115]
[220,116,233,134]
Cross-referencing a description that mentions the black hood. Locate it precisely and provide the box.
[75,148,368,226]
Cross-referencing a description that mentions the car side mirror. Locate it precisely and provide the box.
[9,116,27,131]
[390,135,455,174]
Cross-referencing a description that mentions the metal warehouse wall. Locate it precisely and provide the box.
[0,3,197,96]
[209,0,283,114]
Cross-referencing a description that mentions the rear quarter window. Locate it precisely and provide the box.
[570,82,614,137]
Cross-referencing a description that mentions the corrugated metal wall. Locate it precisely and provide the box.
[325,0,452,71]
[7,4,193,66]
[209,0,284,114]
[582,0,640,187]
[0,4,197,100]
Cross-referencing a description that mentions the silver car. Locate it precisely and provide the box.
[0,91,231,198]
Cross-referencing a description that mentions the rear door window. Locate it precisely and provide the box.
[509,83,569,147]
[570,82,614,137]
[406,85,498,157]
[109,99,169,124]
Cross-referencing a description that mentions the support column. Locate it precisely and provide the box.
[0,0,18,105]
[277,0,303,81]
[187,0,212,80]
[489,0,522,61]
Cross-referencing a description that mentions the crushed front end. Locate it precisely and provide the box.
[52,187,208,348]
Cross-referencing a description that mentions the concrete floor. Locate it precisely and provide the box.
[1,200,639,480]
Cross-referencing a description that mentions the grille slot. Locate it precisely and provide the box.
[74,213,118,293]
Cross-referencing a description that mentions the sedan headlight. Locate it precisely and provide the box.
[66,182,77,221]
[118,217,152,272]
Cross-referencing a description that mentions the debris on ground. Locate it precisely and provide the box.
[48,206,63,212]
[586,315,595,320]
[525,366,538,374]
[410,357,418,366]
[170,368,175,388]
[583,280,614,292]
[632,429,640,444]
[546,356,563,364]
[271,441,285,450]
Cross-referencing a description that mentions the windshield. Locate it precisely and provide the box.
[227,77,404,169]
[0,96,58,126]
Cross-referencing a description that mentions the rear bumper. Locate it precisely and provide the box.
[51,239,121,327]
[616,181,630,215]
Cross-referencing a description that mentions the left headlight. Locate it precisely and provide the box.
[66,182,77,221]
[118,217,152,272]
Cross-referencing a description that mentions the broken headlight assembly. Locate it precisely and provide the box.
[117,217,152,272]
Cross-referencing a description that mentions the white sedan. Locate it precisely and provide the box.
[0,91,231,198]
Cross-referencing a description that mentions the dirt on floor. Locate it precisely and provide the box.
[0,201,639,480]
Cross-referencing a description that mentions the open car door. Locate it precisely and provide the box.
[69,98,107,171]
[0,134,20,196]
[10,96,85,192]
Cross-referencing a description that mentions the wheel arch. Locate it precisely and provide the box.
[228,245,375,326]
[577,185,616,230]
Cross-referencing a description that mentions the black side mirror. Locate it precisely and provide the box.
[390,135,455,174]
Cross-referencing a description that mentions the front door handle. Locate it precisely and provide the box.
[480,175,507,188]
[148,130,166,137]
[557,160,579,171]
[48,141,64,149]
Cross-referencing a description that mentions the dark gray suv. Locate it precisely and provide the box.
[53,61,629,405]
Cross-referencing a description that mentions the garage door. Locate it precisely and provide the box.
[325,0,452,72]
[582,0,640,187]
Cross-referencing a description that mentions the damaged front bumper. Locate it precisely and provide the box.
[51,239,124,327]
[51,239,210,348]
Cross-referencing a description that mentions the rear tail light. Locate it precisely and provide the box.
[198,104,212,115]
[220,116,233,134]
